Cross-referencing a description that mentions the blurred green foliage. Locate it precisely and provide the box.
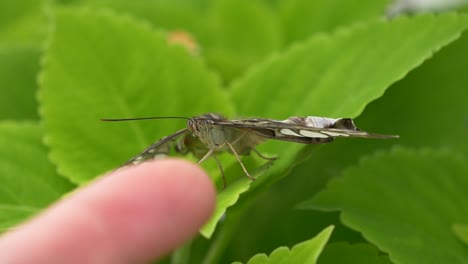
[0,1,467,263]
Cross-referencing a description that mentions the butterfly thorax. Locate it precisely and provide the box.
[187,113,264,156]
[187,113,229,150]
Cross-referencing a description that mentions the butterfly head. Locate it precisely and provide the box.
[188,113,228,149]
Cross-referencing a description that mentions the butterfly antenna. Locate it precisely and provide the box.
[101,116,190,122]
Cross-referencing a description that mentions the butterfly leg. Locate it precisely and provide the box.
[252,148,278,161]
[196,148,215,165]
[212,154,227,189]
[196,148,228,188]
[226,142,255,181]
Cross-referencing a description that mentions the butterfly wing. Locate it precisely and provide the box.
[123,128,189,166]
[214,116,398,144]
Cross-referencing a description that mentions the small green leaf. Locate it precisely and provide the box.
[318,243,392,264]
[243,226,334,264]
[39,8,234,184]
[302,148,468,264]
[200,155,269,238]
[452,224,468,247]
[201,177,252,238]
[0,121,74,231]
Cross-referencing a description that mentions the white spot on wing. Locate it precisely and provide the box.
[300,130,329,138]
[280,129,303,137]
[322,131,350,137]
[154,154,167,159]
[132,158,143,165]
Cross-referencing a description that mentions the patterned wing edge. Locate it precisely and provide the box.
[213,116,398,144]
[123,128,189,166]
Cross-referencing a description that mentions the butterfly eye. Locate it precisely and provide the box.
[188,120,200,133]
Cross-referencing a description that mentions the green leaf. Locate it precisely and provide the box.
[73,0,207,32]
[200,177,252,238]
[452,224,468,247]
[231,13,468,118]
[0,121,74,231]
[242,226,334,264]
[0,0,49,121]
[0,47,41,120]
[200,155,270,238]
[352,26,468,153]
[285,19,468,206]
[258,18,468,248]
[39,8,234,184]
[289,21,468,195]
[202,0,281,81]
[61,0,281,82]
[198,13,468,259]
[0,0,49,46]
[318,243,392,264]
[279,0,390,44]
[301,147,468,264]
[38,8,244,238]
[229,13,468,189]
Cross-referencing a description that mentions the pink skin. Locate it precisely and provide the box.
[0,159,216,264]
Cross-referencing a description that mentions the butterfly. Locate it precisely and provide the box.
[102,113,398,187]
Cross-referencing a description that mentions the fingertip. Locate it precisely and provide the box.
[0,159,217,263]
[89,158,217,261]
[119,158,217,228]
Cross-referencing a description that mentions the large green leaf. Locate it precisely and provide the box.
[201,0,281,82]
[236,226,333,264]
[352,28,468,153]
[272,20,468,222]
[229,13,468,190]
[72,0,207,33]
[60,0,281,83]
[279,0,390,44]
[0,121,74,231]
[223,20,468,262]
[272,14,468,237]
[301,148,468,264]
[231,13,468,118]
[0,0,49,46]
[39,8,234,184]
[38,8,251,239]
[199,13,468,261]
